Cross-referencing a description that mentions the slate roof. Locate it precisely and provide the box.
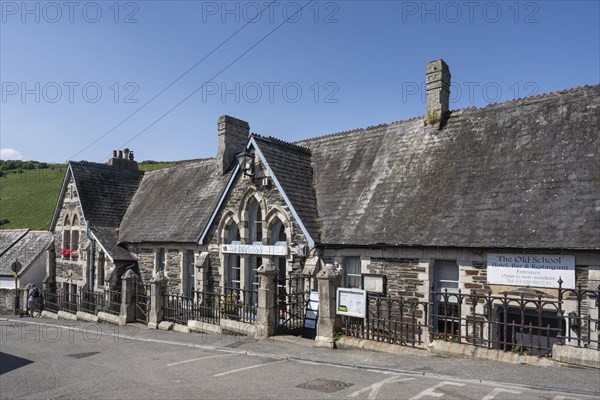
[295,85,600,250]
[68,162,144,260]
[0,230,52,275]
[118,159,232,243]
[252,135,319,242]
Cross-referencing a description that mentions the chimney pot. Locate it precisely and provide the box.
[107,148,138,170]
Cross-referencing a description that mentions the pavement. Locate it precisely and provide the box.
[1,315,599,399]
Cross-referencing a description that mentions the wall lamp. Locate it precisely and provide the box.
[236,150,254,179]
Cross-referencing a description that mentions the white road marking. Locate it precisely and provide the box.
[348,376,415,399]
[553,396,585,400]
[410,381,466,400]
[167,353,237,367]
[213,359,286,377]
[480,387,522,400]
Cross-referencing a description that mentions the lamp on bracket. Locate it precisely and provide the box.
[235,150,254,180]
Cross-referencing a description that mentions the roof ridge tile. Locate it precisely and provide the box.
[297,84,599,143]
[252,133,311,154]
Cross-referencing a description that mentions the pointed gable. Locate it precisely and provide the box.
[51,161,144,261]
[251,136,319,243]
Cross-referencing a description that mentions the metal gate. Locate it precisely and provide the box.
[134,283,150,323]
[276,274,311,334]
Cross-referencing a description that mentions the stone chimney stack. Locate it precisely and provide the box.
[217,115,250,174]
[425,59,451,128]
[107,148,138,170]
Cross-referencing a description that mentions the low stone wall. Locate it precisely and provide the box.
[552,344,600,369]
[0,289,26,314]
[187,318,258,338]
[429,340,556,367]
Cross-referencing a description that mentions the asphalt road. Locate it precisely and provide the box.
[1,317,599,399]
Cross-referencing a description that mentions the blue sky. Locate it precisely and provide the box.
[1,0,599,163]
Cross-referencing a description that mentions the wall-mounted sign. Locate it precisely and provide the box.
[221,244,287,256]
[362,274,386,296]
[336,288,366,318]
[487,253,575,289]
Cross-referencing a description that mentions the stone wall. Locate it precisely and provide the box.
[460,261,491,292]
[204,168,308,291]
[54,176,87,290]
[367,258,425,301]
[127,244,201,294]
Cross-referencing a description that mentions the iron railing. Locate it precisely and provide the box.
[134,283,151,323]
[191,290,220,325]
[341,280,599,357]
[62,288,78,313]
[103,289,122,316]
[43,288,60,312]
[78,289,104,314]
[277,275,311,334]
[162,287,258,326]
[163,292,195,325]
[342,296,426,347]
[221,287,257,324]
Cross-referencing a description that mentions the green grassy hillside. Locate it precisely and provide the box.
[0,160,185,230]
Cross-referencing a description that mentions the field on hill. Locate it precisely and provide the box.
[0,160,182,230]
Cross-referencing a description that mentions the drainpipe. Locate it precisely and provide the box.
[86,222,94,291]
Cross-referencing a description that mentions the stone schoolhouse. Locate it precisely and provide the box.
[45,61,599,355]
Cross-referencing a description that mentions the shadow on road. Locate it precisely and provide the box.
[0,352,33,375]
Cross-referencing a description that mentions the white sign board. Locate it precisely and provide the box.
[336,288,366,318]
[487,253,575,289]
[221,244,287,256]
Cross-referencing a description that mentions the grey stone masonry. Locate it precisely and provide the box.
[425,59,451,125]
[148,271,168,329]
[368,258,424,301]
[256,259,278,338]
[120,269,136,324]
[217,115,250,174]
[315,263,342,348]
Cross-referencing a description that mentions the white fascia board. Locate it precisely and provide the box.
[89,230,114,263]
[198,164,241,245]
[49,164,73,231]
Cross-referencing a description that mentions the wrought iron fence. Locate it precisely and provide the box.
[43,288,59,312]
[62,288,78,313]
[134,283,151,323]
[191,290,220,325]
[163,292,195,325]
[277,275,311,334]
[78,289,104,314]
[342,296,426,347]
[341,280,599,357]
[162,287,258,326]
[557,282,600,351]
[103,289,122,316]
[221,287,257,325]
[430,289,565,356]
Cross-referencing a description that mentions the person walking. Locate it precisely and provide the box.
[28,284,40,317]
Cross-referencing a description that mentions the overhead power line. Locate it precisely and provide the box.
[112,0,315,158]
[66,0,280,163]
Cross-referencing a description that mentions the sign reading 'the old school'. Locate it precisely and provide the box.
[487,253,575,289]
